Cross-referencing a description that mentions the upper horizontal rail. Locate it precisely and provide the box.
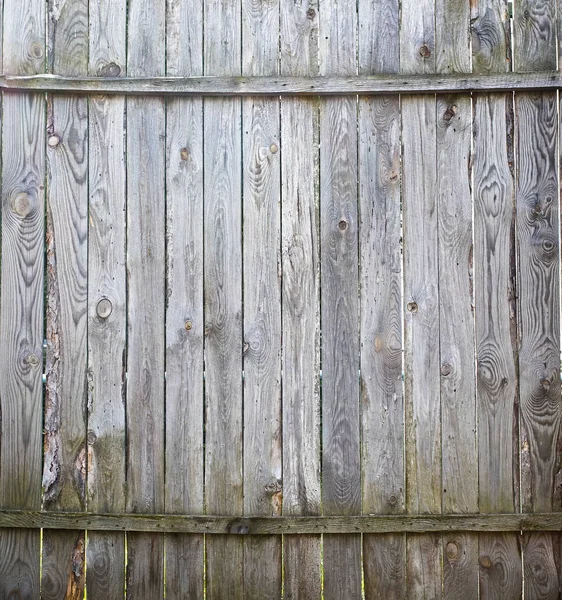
[0,71,560,96]
[1,510,562,534]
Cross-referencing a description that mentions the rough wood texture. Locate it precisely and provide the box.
[86,0,127,596]
[0,0,45,596]
[125,0,166,596]
[42,3,89,595]
[4,71,562,96]
[318,0,361,595]
[358,0,404,594]
[203,0,243,595]
[515,4,561,592]
[241,0,282,595]
[479,533,522,598]
[164,0,204,596]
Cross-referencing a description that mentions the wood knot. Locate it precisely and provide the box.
[269,143,278,154]
[12,192,33,218]
[27,353,40,367]
[419,44,431,58]
[443,105,458,122]
[48,135,61,148]
[30,42,43,59]
[388,494,398,506]
[184,320,193,331]
[446,542,459,560]
[87,431,97,445]
[480,555,492,569]
[441,363,452,376]
[306,7,316,19]
[338,219,348,231]
[407,301,418,313]
[229,519,251,534]
[180,147,189,161]
[96,298,113,319]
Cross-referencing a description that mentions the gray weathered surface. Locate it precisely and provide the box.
[242,0,282,594]
[164,0,204,595]
[319,0,361,594]
[204,0,243,595]
[125,0,166,596]
[86,0,127,595]
[0,0,45,595]
[280,0,322,596]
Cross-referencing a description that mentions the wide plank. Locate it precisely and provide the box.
[0,0,45,595]
[86,0,127,596]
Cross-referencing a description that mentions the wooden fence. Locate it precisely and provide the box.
[0,0,561,597]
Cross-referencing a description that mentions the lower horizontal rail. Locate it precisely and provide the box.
[0,71,560,96]
[0,511,561,534]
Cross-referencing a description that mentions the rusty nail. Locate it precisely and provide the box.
[96,298,113,319]
[48,135,60,147]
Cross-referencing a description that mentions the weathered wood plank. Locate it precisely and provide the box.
[242,0,282,592]
[126,0,166,596]
[479,533,522,598]
[86,0,127,596]
[280,0,322,589]
[42,4,89,595]
[0,0,45,595]
[4,71,562,96]
[164,0,204,596]
[435,0,478,596]
[3,510,562,534]
[358,0,404,594]
[318,0,360,594]
[401,0,441,593]
[203,0,243,594]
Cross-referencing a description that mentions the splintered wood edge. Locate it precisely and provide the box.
[0,511,561,534]
[0,72,560,96]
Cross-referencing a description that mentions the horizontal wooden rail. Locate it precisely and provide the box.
[0,511,561,534]
[0,71,560,96]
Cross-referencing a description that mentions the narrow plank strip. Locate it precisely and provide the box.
[3,72,562,96]
[0,0,46,595]
[203,0,243,594]
[242,0,282,593]
[357,0,404,594]
[435,0,479,596]
[164,0,204,595]
[126,0,166,596]
[280,2,322,595]
[42,4,89,594]
[318,0,361,595]
[2,511,562,533]
[86,0,127,596]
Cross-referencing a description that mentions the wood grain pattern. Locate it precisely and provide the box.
[358,0,403,594]
[126,0,166,596]
[473,91,521,599]
[280,1,321,595]
[86,0,127,596]
[318,0,361,595]
[479,532,522,599]
[241,0,282,595]
[0,0,45,595]
[203,0,243,594]
[165,0,204,595]
[42,4,89,594]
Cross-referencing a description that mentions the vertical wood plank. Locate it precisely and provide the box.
[514,1,561,594]
[242,0,282,595]
[0,0,45,596]
[357,0,405,596]
[165,0,204,596]
[280,1,322,596]
[126,0,166,596]
[435,0,479,597]
[400,0,442,593]
[86,0,127,596]
[203,0,243,594]
[472,0,522,596]
[42,4,89,595]
[318,0,361,596]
